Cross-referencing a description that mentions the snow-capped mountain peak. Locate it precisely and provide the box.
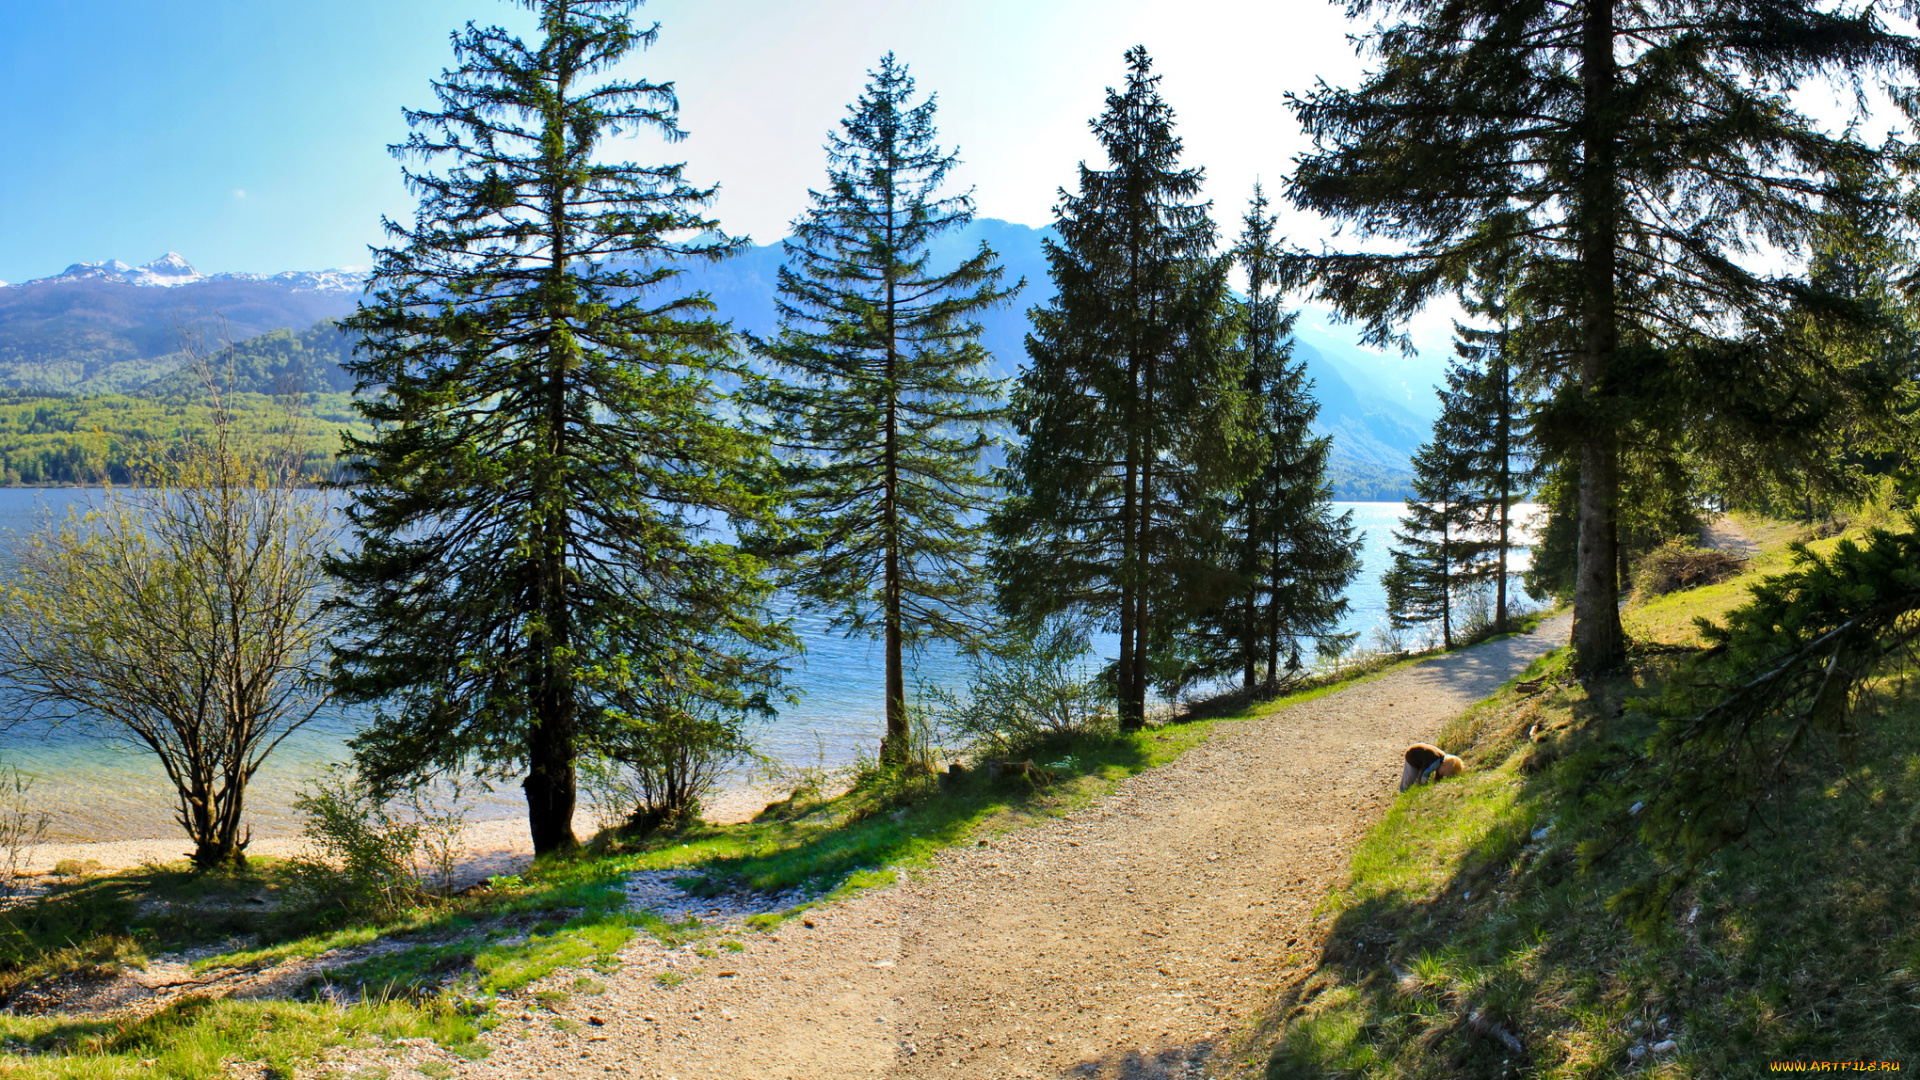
[9,254,366,293]
[138,252,201,283]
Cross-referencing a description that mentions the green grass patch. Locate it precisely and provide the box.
[0,996,481,1079]
[1259,519,1920,1076]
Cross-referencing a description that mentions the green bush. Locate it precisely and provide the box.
[934,619,1115,759]
[288,766,468,917]
[588,688,757,836]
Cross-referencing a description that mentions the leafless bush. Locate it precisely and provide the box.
[0,765,49,898]
[0,349,335,869]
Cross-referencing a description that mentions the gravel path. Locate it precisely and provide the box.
[407,614,1570,1080]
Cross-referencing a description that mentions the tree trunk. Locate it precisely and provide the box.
[525,703,578,854]
[186,776,248,868]
[1128,335,1156,730]
[1572,0,1626,677]
[525,85,580,857]
[881,201,907,766]
[1495,349,1511,632]
[1243,585,1259,692]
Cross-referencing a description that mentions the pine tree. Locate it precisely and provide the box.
[746,54,1014,766]
[1189,186,1360,692]
[991,47,1241,729]
[1285,0,1920,676]
[329,0,788,855]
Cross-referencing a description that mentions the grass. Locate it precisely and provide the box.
[0,996,484,1080]
[0,611,1554,1080]
[1255,518,1920,1077]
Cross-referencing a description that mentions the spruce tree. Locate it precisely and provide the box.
[1384,422,1478,650]
[1447,262,1531,631]
[1285,0,1920,676]
[746,54,1014,766]
[330,0,787,854]
[991,47,1240,729]
[1189,186,1360,692]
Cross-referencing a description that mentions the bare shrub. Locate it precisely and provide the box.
[1633,538,1747,599]
[0,358,334,868]
[0,765,49,898]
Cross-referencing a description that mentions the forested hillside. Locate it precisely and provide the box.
[0,391,358,485]
[0,277,359,394]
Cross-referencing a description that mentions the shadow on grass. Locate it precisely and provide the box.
[1258,649,1920,1078]
[661,729,1157,900]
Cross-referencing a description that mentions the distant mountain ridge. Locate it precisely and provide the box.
[676,220,1430,496]
[0,228,1440,496]
[9,252,367,293]
[0,261,366,395]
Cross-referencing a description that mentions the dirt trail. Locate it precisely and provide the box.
[1699,514,1758,557]
[438,614,1571,1080]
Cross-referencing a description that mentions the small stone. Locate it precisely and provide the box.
[1628,1046,1646,1061]
[803,918,816,929]
[1629,801,1644,815]
[1651,1039,1678,1054]
[1531,827,1551,841]
[587,1016,604,1026]
[717,970,738,978]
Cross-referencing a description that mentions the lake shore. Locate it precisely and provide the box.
[14,783,783,882]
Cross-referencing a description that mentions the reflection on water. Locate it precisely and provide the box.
[0,491,1534,841]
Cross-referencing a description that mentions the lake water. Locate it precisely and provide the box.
[0,492,1535,841]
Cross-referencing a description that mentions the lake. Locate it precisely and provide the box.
[0,491,1536,841]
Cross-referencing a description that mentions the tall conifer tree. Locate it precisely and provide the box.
[1385,360,1498,649]
[746,54,1013,766]
[330,0,787,854]
[992,47,1240,729]
[1285,0,1920,676]
[1188,187,1360,691]
[1448,263,1531,631]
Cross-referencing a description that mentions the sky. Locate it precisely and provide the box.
[0,0,1370,286]
[2,0,1905,361]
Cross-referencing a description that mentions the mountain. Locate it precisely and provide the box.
[140,322,358,399]
[678,221,1428,497]
[0,255,365,394]
[23,253,367,293]
[0,232,1440,496]
[1292,310,1453,422]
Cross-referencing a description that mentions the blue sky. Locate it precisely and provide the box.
[0,0,1370,285]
